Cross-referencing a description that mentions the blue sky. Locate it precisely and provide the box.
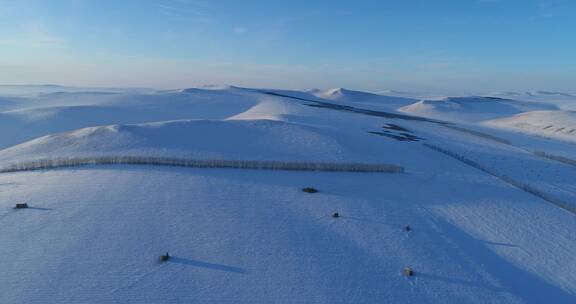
[0,0,574,92]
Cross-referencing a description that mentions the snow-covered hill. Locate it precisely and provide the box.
[399,96,557,122]
[0,85,575,303]
[486,110,576,143]
[489,91,576,111]
[311,88,417,110]
[0,87,260,149]
[0,119,349,163]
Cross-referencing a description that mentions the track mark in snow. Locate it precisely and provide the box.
[421,208,575,303]
[168,257,247,274]
[109,264,167,295]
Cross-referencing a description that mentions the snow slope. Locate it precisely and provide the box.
[0,85,575,303]
[490,91,576,111]
[485,111,576,143]
[399,96,557,122]
[311,88,417,110]
[1,159,575,303]
[0,87,259,149]
[393,94,576,144]
[0,119,348,163]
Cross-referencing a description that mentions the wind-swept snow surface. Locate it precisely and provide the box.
[486,110,576,143]
[0,85,575,303]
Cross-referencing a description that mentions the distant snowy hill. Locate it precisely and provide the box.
[486,110,576,143]
[0,96,22,111]
[399,96,557,122]
[495,91,575,98]
[0,87,260,149]
[1,84,576,303]
[489,91,576,111]
[310,88,417,110]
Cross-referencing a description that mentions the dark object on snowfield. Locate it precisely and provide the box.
[404,224,412,232]
[160,252,170,262]
[403,267,414,276]
[332,212,340,218]
[302,187,318,193]
[15,203,28,209]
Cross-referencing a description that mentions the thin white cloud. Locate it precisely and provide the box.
[0,20,65,48]
[156,0,216,23]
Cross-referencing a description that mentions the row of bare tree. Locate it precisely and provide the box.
[0,156,405,174]
[534,151,576,168]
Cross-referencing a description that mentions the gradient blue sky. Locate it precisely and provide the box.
[0,0,574,92]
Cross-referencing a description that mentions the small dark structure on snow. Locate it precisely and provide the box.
[160,252,170,262]
[403,267,414,276]
[15,203,28,209]
[302,187,318,193]
[332,212,340,218]
[404,224,412,232]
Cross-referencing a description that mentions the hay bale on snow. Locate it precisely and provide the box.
[302,187,318,193]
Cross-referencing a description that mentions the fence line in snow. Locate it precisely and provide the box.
[534,151,576,168]
[424,143,576,215]
[442,125,511,145]
[0,156,405,174]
